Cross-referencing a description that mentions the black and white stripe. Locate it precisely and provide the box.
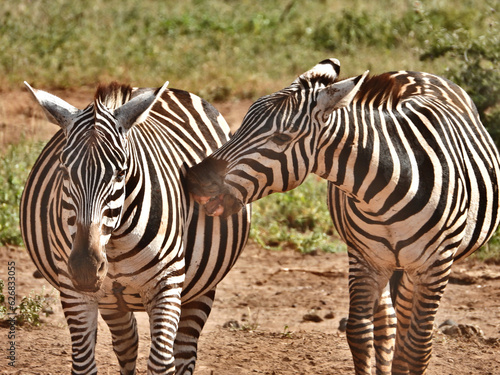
[186,59,500,374]
[21,82,250,374]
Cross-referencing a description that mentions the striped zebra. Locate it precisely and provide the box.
[186,58,500,374]
[20,81,250,375]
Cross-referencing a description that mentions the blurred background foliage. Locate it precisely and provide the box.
[0,0,498,258]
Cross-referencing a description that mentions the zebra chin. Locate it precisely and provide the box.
[72,280,104,294]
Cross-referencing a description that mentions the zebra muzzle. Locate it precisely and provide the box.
[192,193,244,218]
[193,194,226,216]
[68,223,108,293]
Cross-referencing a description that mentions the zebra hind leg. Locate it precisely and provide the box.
[372,282,397,375]
[392,267,450,374]
[174,289,216,375]
[100,309,139,375]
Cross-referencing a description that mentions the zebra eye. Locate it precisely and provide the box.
[271,133,292,145]
[115,169,126,182]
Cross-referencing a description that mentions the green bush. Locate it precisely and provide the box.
[0,141,46,246]
[1,1,495,100]
[419,7,500,146]
[0,279,56,327]
[250,176,345,253]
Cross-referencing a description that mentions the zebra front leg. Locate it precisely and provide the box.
[174,289,216,375]
[144,285,184,375]
[60,288,99,375]
[346,251,391,375]
[100,309,139,375]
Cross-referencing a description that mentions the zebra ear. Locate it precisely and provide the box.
[294,58,341,85]
[114,81,169,131]
[24,81,80,129]
[316,70,369,117]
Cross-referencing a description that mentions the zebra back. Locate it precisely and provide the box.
[326,71,500,261]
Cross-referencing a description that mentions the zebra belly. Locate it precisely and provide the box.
[329,188,468,271]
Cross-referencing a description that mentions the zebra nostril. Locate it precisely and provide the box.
[97,260,107,276]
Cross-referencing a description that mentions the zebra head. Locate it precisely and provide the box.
[25,82,167,292]
[187,59,367,218]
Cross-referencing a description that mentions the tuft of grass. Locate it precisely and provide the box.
[0,140,46,246]
[0,279,57,327]
[250,176,346,253]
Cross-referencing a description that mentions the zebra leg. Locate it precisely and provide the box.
[346,251,391,375]
[60,288,99,375]
[100,309,139,374]
[372,283,396,375]
[144,286,183,375]
[174,289,216,375]
[392,267,450,374]
[391,270,414,374]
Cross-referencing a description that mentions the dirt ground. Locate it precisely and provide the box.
[0,88,500,374]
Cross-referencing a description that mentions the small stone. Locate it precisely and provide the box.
[441,325,461,337]
[440,322,484,338]
[324,311,335,320]
[458,324,484,338]
[303,313,323,323]
[338,317,348,332]
[223,320,240,329]
[439,319,457,328]
[33,270,44,279]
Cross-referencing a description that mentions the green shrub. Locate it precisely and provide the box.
[0,141,46,246]
[250,176,345,253]
[419,7,499,145]
[1,1,495,100]
[0,279,56,327]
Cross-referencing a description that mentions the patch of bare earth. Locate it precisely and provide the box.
[1,244,500,374]
[0,89,499,374]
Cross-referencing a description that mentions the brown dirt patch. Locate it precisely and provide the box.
[1,244,500,374]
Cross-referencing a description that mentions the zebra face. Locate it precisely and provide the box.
[59,123,128,292]
[187,59,367,218]
[25,81,167,292]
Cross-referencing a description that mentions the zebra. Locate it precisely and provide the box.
[20,81,251,375]
[186,58,500,374]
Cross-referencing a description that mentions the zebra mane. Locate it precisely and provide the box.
[94,82,134,110]
[354,72,406,108]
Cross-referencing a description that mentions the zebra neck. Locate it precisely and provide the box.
[314,106,413,213]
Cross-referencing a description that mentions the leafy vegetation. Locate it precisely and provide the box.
[0,1,496,101]
[418,7,500,146]
[250,176,345,253]
[0,279,56,327]
[0,141,46,245]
